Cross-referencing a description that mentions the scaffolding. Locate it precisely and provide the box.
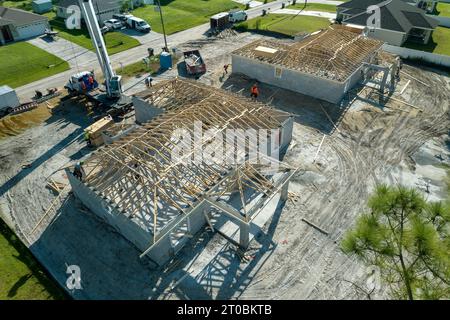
[232,26,384,82]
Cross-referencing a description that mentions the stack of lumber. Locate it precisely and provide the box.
[85,116,113,147]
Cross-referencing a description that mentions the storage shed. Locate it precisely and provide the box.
[32,0,52,14]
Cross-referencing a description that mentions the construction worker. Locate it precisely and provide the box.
[223,64,230,75]
[250,83,259,101]
[145,75,153,88]
[73,162,85,181]
[395,56,402,80]
[84,131,91,146]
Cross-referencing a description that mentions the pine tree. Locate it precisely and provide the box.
[341,184,450,300]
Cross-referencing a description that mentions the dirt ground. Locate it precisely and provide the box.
[0,30,449,299]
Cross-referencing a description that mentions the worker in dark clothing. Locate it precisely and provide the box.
[73,162,85,181]
[250,84,259,101]
[145,76,153,88]
[395,56,402,80]
[223,64,230,75]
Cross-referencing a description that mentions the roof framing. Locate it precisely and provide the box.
[232,26,383,82]
[80,79,295,251]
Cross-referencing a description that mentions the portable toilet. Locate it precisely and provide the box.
[32,0,52,14]
[160,51,173,70]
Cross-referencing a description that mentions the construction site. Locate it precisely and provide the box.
[0,1,449,301]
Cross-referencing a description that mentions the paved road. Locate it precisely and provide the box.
[273,8,336,19]
[119,29,162,44]
[302,0,342,4]
[16,0,295,100]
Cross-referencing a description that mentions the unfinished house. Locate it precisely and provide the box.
[231,26,384,104]
[67,79,296,266]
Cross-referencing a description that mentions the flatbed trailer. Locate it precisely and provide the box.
[73,86,133,118]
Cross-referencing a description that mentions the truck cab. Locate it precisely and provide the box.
[229,10,247,23]
[65,71,99,95]
[127,17,151,33]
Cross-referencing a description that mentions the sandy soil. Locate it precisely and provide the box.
[0,30,449,299]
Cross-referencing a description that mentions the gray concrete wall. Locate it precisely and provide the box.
[232,55,348,104]
[133,96,165,124]
[66,169,174,265]
[280,116,294,154]
[365,28,406,46]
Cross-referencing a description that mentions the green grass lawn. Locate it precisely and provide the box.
[1,0,33,11]
[132,0,243,34]
[43,12,140,55]
[235,14,331,36]
[291,3,337,13]
[404,27,450,57]
[0,42,70,88]
[0,219,66,300]
[436,3,450,17]
[121,55,160,79]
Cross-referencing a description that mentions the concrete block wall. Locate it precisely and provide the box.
[133,96,165,124]
[232,54,348,104]
[280,116,294,154]
[66,169,174,265]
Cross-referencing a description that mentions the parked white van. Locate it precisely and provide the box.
[127,16,151,33]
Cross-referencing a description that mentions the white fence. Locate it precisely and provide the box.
[383,44,450,67]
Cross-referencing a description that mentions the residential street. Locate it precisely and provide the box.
[15,0,295,100]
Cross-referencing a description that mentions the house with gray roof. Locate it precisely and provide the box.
[336,0,439,46]
[56,0,122,22]
[0,6,49,45]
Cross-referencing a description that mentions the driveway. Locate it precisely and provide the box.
[28,36,97,69]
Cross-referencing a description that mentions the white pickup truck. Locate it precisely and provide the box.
[0,85,20,116]
[229,10,247,23]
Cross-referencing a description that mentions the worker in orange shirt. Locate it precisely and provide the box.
[250,83,259,101]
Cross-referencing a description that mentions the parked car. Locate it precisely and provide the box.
[127,16,151,33]
[229,10,247,23]
[104,19,123,30]
[100,25,110,34]
[113,13,131,23]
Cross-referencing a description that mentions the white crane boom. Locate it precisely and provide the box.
[78,0,122,98]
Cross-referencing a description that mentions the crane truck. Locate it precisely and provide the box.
[64,0,132,117]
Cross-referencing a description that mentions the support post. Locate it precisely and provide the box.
[280,180,289,202]
[239,222,250,249]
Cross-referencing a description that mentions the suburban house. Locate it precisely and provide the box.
[337,0,439,46]
[56,0,122,22]
[0,6,49,45]
[403,0,437,13]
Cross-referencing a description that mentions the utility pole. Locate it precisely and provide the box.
[155,0,168,52]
